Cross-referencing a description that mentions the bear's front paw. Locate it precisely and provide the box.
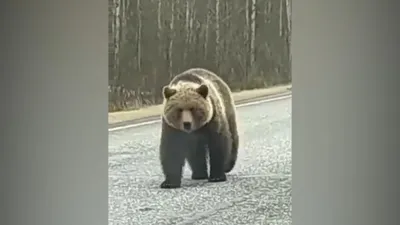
[160,180,181,189]
[208,173,227,182]
[191,172,208,180]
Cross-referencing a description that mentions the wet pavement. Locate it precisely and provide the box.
[109,96,292,225]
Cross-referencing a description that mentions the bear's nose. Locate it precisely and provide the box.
[183,122,192,131]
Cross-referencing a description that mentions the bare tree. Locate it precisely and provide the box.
[250,0,257,72]
[204,0,211,61]
[136,0,142,72]
[168,0,175,78]
[215,0,221,68]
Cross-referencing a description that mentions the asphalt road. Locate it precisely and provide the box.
[108,96,292,225]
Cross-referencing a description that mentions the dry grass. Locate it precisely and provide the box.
[108,84,291,124]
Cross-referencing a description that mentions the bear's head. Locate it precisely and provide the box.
[162,82,213,133]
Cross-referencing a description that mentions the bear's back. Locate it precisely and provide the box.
[171,68,230,94]
[169,71,203,86]
[172,68,221,84]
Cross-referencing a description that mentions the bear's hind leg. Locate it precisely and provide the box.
[225,114,239,173]
[187,139,208,180]
[207,132,230,182]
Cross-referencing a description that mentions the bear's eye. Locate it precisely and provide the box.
[189,107,194,111]
[177,108,183,113]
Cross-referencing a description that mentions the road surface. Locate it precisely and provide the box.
[109,96,292,225]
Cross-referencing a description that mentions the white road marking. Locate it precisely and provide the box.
[108,94,291,132]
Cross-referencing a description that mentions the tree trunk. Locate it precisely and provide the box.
[136,0,142,72]
[250,0,257,68]
[184,0,190,63]
[279,0,283,37]
[204,0,211,60]
[215,0,220,68]
[168,0,175,78]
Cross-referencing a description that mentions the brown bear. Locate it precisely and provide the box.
[159,68,239,189]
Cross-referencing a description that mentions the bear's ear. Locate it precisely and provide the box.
[162,86,177,99]
[196,84,208,98]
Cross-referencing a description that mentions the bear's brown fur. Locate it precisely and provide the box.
[159,68,239,189]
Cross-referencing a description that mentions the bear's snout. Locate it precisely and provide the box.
[183,122,192,131]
